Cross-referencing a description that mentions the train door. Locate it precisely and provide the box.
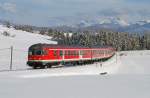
[53,50,58,59]
[79,50,83,60]
[60,50,63,60]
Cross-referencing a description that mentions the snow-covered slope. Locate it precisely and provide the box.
[0,25,57,70]
[0,25,57,49]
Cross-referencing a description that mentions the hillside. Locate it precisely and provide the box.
[0,25,57,70]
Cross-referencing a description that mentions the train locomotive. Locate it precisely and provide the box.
[27,43,115,69]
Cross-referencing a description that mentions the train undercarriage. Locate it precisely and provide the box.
[27,55,114,69]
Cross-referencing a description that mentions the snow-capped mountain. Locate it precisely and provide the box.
[75,20,97,28]
[122,20,150,33]
[75,18,150,33]
[76,17,129,28]
[98,17,130,27]
[114,17,130,26]
[1,18,150,33]
[136,20,150,25]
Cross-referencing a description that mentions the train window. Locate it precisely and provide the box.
[74,51,76,56]
[82,51,84,55]
[68,51,71,56]
[69,51,72,56]
[93,50,95,54]
[60,50,63,56]
[76,51,79,56]
[99,50,101,54]
[80,50,82,55]
[29,49,48,55]
[28,50,33,55]
[70,51,73,56]
[65,51,67,56]
[98,50,100,54]
[65,51,68,56]
[54,50,57,56]
[102,50,104,54]
[84,50,86,55]
[100,50,102,54]
[66,51,68,56]
[72,51,74,56]
[70,51,72,56]
[84,51,86,55]
[80,50,87,55]
[34,50,42,55]
[65,51,69,56]
[71,51,73,56]
[42,50,48,55]
[30,50,42,55]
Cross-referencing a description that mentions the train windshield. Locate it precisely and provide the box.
[28,50,44,55]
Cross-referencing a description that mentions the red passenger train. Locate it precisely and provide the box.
[27,43,115,69]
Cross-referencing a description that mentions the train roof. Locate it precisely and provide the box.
[29,43,114,50]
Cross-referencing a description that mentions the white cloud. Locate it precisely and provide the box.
[0,3,17,13]
[0,0,150,26]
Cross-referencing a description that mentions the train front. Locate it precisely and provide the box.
[27,44,48,69]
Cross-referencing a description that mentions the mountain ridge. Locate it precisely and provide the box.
[1,19,150,33]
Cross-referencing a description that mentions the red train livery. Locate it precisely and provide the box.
[27,44,115,69]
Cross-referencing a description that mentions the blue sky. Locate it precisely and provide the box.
[0,0,150,26]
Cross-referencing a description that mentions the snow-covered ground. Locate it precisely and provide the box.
[0,50,150,98]
[0,25,150,98]
[117,51,150,74]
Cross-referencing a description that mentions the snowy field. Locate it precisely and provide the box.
[0,25,150,98]
[0,51,150,98]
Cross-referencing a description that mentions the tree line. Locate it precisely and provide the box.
[51,31,150,51]
[4,22,150,51]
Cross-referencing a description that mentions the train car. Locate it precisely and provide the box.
[27,43,115,69]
